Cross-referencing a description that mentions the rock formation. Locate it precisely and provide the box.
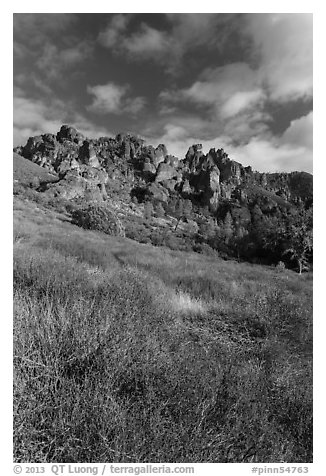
[13,124,312,208]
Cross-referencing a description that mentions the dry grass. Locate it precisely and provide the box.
[13,197,313,463]
[170,291,207,314]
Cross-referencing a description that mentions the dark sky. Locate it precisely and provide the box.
[13,13,313,172]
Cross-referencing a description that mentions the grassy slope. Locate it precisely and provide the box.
[13,197,313,463]
[13,153,57,185]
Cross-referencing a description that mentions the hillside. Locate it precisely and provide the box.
[13,196,313,463]
[13,152,58,186]
[13,125,313,270]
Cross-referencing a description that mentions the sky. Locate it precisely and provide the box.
[13,13,313,173]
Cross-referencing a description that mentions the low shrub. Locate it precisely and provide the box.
[193,242,217,256]
[71,203,125,236]
[276,260,286,271]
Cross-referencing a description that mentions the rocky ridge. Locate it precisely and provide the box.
[14,124,312,210]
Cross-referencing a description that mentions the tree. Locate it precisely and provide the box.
[223,212,234,244]
[144,201,154,221]
[232,225,250,259]
[199,219,217,241]
[166,198,193,231]
[155,202,166,218]
[283,208,313,274]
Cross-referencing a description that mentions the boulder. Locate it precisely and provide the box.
[143,159,157,175]
[45,170,86,200]
[143,145,155,161]
[155,163,178,183]
[147,182,169,202]
[80,166,108,184]
[161,179,177,192]
[121,139,131,159]
[191,166,220,210]
[164,155,179,167]
[57,125,84,144]
[152,144,167,167]
[181,179,192,194]
[22,135,44,159]
[79,140,100,168]
[205,168,221,211]
[185,144,204,172]
[220,182,232,199]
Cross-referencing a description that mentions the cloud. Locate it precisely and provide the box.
[220,90,265,119]
[98,13,241,69]
[97,13,312,106]
[13,96,64,145]
[14,14,92,82]
[157,62,271,146]
[98,14,130,48]
[246,13,313,101]
[13,13,77,46]
[161,63,265,117]
[144,111,312,173]
[87,82,146,115]
[123,24,169,57]
[13,94,113,146]
[280,112,313,150]
[144,121,229,161]
[99,16,169,62]
[156,14,312,156]
[227,139,312,173]
[36,41,93,80]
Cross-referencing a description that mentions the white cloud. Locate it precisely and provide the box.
[155,14,312,171]
[87,82,146,115]
[123,24,169,57]
[97,13,238,68]
[13,94,113,146]
[14,96,63,136]
[99,17,170,62]
[247,13,313,101]
[87,83,128,114]
[220,90,265,119]
[144,111,312,173]
[36,41,92,79]
[280,112,313,150]
[227,139,311,173]
[161,63,265,119]
[72,114,114,140]
[98,14,130,48]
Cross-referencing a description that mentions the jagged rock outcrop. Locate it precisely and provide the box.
[14,124,312,209]
[152,144,167,167]
[191,166,221,210]
[143,158,156,176]
[78,141,100,168]
[147,182,169,202]
[46,165,108,201]
[181,179,192,194]
[185,144,204,172]
[57,125,84,145]
[155,163,178,183]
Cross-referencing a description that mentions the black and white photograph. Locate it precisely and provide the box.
[12,9,313,467]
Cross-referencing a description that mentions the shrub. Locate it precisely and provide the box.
[193,242,217,256]
[71,203,125,236]
[150,230,165,247]
[276,261,286,271]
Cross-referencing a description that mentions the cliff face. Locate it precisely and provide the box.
[14,124,312,209]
